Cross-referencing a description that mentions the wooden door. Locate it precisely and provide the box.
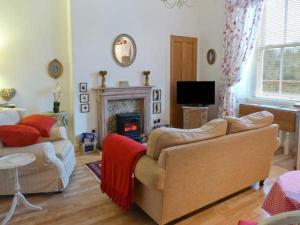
[170,35,198,128]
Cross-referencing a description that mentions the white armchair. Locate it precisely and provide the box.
[0,108,76,195]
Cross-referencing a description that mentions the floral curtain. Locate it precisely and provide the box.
[218,0,264,117]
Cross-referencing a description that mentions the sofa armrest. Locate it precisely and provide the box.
[0,142,64,175]
[40,126,68,143]
[50,126,67,139]
[134,155,165,191]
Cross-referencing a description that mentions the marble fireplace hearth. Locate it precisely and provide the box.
[94,86,152,145]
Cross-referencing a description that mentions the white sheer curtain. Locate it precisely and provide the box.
[218,0,264,117]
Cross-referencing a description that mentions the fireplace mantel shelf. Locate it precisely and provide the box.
[93,86,153,90]
[93,86,153,95]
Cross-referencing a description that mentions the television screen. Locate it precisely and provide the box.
[177,81,215,105]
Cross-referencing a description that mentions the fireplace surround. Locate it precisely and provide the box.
[94,86,152,145]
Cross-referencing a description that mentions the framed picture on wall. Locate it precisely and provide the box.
[79,83,88,92]
[80,94,89,103]
[153,102,161,114]
[80,104,90,113]
[153,89,161,102]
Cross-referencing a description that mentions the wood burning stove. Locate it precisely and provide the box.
[116,112,142,142]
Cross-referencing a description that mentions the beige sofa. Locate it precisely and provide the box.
[0,108,76,195]
[134,111,280,225]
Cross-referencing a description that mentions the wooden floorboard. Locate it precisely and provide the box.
[0,152,290,225]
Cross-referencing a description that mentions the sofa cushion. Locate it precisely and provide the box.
[0,109,21,125]
[146,119,227,160]
[226,111,274,134]
[19,114,57,137]
[0,125,41,147]
[52,140,73,160]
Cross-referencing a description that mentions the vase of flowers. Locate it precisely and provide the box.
[53,82,62,113]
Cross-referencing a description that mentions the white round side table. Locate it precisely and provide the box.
[0,153,42,225]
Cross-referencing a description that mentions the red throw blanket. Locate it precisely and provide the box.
[100,133,146,210]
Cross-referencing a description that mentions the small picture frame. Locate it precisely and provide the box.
[153,89,161,101]
[79,83,88,92]
[80,104,90,113]
[119,81,130,88]
[153,102,161,114]
[207,49,216,65]
[80,94,89,103]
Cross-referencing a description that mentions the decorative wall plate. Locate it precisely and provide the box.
[48,59,63,79]
[207,49,216,65]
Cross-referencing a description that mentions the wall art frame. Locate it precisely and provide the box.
[153,102,162,114]
[80,104,90,113]
[153,89,162,101]
[80,94,89,103]
[79,83,88,92]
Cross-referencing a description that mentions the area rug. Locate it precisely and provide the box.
[85,161,101,182]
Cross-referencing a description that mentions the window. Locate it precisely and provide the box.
[256,0,300,99]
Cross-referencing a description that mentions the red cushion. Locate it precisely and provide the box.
[238,220,258,225]
[19,114,56,137]
[0,125,41,147]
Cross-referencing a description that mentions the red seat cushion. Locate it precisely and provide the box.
[238,220,258,225]
[19,114,57,137]
[0,125,41,147]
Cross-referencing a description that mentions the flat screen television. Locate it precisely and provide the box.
[177,81,215,106]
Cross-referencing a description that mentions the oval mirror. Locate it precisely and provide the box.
[113,34,137,67]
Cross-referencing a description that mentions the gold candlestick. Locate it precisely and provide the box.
[99,70,108,88]
[143,71,151,86]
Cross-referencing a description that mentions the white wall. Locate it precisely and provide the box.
[0,0,226,142]
[197,0,226,119]
[70,0,206,138]
[0,0,71,114]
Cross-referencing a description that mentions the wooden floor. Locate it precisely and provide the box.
[0,152,291,225]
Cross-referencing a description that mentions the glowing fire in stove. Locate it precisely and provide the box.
[124,122,138,132]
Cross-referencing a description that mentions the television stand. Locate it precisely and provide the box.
[182,106,208,129]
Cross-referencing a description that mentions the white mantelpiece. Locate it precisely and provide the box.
[94,86,152,145]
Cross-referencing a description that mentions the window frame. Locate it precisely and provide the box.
[256,0,300,100]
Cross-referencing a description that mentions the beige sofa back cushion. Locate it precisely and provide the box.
[146,119,227,160]
[226,111,274,134]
